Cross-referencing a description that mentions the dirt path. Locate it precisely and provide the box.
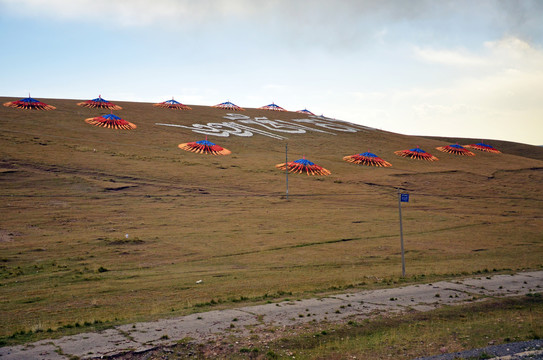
[1,271,542,359]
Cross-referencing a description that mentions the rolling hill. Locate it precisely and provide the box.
[1,97,542,338]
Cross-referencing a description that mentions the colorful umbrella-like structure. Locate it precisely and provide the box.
[436,144,475,156]
[275,158,331,176]
[178,139,231,155]
[259,103,287,111]
[343,152,392,167]
[296,109,315,115]
[3,96,56,110]
[464,142,501,154]
[394,147,439,161]
[77,95,122,110]
[154,98,192,110]
[84,114,136,130]
[213,101,245,111]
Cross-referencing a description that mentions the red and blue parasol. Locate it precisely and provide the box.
[343,152,392,167]
[213,101,245,111]
[3,96,56,110]
[394,147,439,161]
[464,142,501,154]
[84,114,136,130]
[154,98,192,110]
[259,103,287,111]
[296,109,315,115]
[275,157,331,176]
[77,95,122,110]
[436,144,475,156]
[178,139,231,155]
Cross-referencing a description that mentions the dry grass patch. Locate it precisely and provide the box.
[263,294,543,360]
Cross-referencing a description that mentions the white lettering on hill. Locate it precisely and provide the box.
[155,114,373,139]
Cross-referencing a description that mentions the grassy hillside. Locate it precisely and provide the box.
[422,135,543,161]
[1,97,542,338]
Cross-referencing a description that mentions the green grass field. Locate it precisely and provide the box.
[1,97,542,341]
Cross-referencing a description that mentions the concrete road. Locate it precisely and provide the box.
[1,271,541,359]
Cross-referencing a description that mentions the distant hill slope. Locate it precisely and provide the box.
[422,135,543,162]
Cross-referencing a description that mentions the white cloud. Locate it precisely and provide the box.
[350,91,388,102]
[0,0,264,27]
[341,36,543,144]
[373,28,388,44]
[3,1,542,52]
[485,36,532,52]
[414,47,487,66]
[262,84,287,91]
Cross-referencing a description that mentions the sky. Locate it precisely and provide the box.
[1,0,542,145]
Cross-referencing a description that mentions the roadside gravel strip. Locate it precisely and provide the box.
[1,271,542,360]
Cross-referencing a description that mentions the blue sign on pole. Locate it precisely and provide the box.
[400,193,409,202]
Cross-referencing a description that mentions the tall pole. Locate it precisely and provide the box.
[285,143,289,200]
[398,189,406,277]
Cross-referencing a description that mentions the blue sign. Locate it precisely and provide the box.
[400,193,409,202]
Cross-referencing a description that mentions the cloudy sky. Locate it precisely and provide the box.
[1,0,542,145]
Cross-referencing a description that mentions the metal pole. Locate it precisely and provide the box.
[398,189,406,277]
[285,143,289,200]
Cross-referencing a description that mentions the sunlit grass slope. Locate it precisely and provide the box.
[1,97,542,337]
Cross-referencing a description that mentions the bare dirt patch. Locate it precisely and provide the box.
[0,230,20,243]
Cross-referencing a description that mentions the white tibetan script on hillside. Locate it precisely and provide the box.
[155,114,373,140]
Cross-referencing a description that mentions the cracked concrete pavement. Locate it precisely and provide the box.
[1,270,542,359]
